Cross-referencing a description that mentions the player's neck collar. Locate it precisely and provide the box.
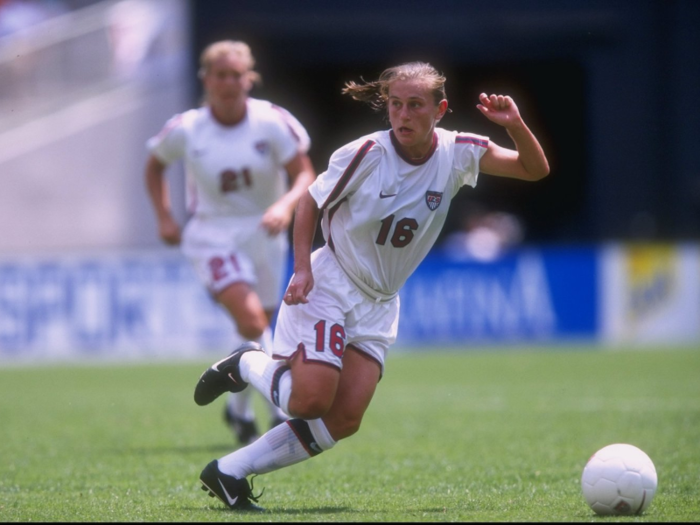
[208,102,247,127]
[389,130,438,166]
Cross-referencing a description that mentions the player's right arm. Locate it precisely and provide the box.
[144,154,181,245]
[145,113,188,245]
[284,136,380,305]
[283,190,319,305]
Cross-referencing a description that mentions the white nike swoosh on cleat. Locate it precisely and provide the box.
[211,355,233,372]
[218,479,239,506]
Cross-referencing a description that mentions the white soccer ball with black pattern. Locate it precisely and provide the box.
[581,443,657,515]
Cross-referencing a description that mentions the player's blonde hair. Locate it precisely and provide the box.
[198,40,262,85]
[342,62,448,112]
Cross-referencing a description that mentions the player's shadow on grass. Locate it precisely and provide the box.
[186,505,451,516]
[189,506,353,515]
[271,507,451,516]
[121,443,243,456]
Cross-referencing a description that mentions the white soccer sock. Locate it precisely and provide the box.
[223,328,275,421]
[218,418,336,479]
[266,398,289,422]
[218,421,310,478]
[256,327,287,420]
[306,418,337,451]
[239,351,292,415]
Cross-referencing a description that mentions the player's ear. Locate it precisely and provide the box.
[435,99,448,121]
[241,71,255,92]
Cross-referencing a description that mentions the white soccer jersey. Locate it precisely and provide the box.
[147,98,311,218]
[308,128,488,301]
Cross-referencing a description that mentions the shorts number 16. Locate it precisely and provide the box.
[314,320,346,357]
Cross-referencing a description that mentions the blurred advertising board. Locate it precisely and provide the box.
[0,244,697,362]
[0,251,238,362]
[397,246,599,346]
[599,243,700,345]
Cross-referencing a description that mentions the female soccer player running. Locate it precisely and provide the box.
[194,61,549,510]
[145,41,315,444]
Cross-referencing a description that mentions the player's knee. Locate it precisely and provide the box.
[238,325,264,340]
[327,415,362,441]
[236,317,266,340]
[288,395,332,421]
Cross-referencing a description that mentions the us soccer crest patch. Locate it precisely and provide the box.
[425,191,443,211]
[254,141,270,155]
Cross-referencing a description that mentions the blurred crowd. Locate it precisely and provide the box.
[0,0,100,38]
[441,202,524,262]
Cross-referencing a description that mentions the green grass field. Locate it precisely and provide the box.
[1,346,699,522]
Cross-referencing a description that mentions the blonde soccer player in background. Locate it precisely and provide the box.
[145,40,315,444]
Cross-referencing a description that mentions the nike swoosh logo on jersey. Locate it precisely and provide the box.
[379,191,397,199]
[218,479,239,506]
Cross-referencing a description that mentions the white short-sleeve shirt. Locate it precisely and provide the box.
[147,98,310,218]
[308,127,488,301]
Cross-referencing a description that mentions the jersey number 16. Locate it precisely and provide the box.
[375,214,418,248]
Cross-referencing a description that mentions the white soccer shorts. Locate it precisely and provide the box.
[272,245,399,374]
[181,215,288,309]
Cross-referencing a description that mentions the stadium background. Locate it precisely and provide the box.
[1,0,699,362]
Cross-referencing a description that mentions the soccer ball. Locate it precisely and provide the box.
[581,443,657,515]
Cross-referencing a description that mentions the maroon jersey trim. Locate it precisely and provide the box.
[455,134,489,148]
[321,139,376,210]
[390,130,438,165]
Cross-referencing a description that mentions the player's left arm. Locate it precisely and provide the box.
[283,190,319,305]
[476,93,550,181]
[144,154,181,245]
[260,152,316,235]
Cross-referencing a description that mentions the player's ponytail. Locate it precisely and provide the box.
[342,62,448,112]
[342,79,385,111]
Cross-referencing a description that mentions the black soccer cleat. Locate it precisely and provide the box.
[194,342,264,406]
[199,460,264,511]
[223,407,260,445]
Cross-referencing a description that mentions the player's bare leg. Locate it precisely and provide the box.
[284,350,340,419]
[317,346,381,440]
[216,282,268,343]
[201,345,379,509]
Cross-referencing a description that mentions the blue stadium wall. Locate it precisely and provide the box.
[0,244,697,362]
[396,247,597,347]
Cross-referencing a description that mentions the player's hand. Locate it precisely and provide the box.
[261,203,292,236]
[476,93,522,129]
[284,268,313,305]
[159,216,181,245]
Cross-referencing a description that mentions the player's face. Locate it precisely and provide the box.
[203,55,253,107]
[388,79,447,158]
